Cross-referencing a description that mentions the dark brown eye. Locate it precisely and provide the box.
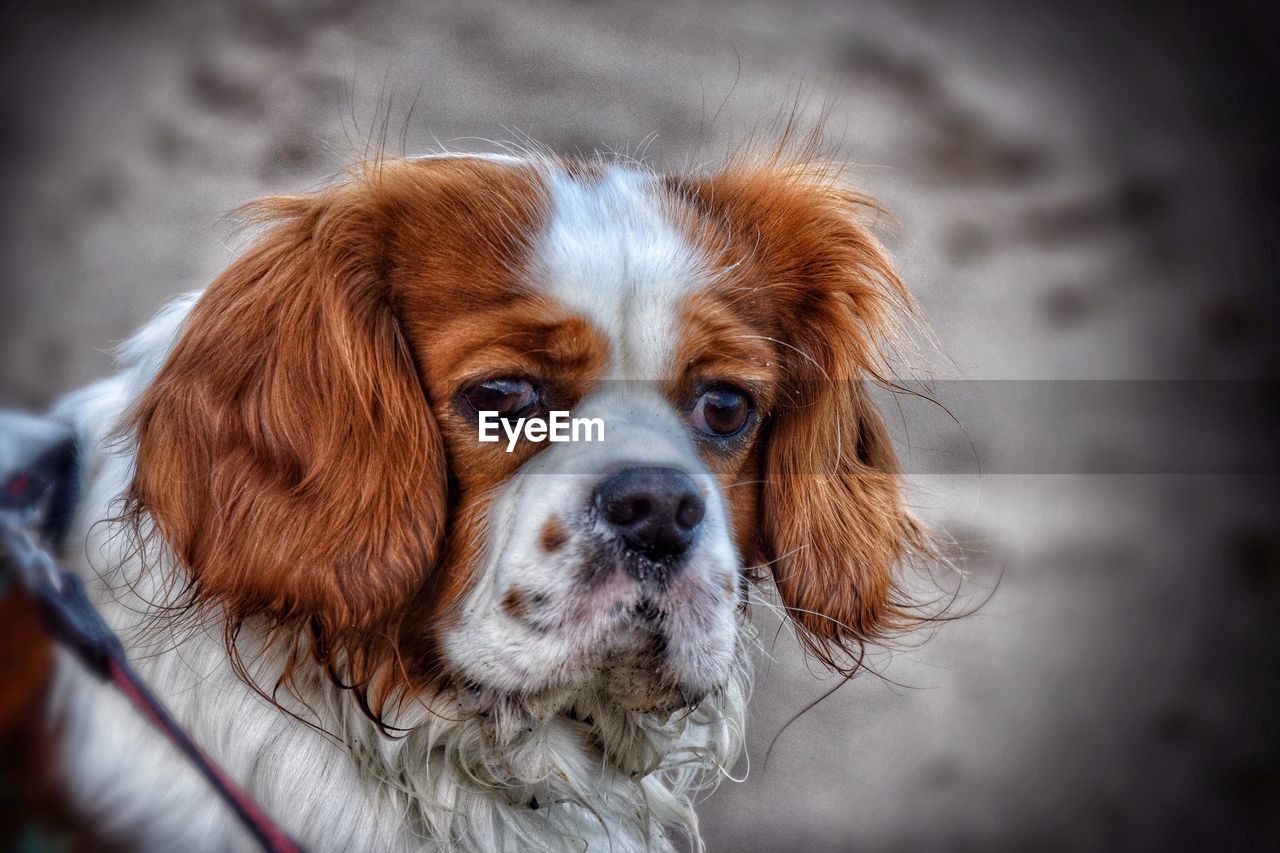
[690,385,754,438]
[463,377,539,418]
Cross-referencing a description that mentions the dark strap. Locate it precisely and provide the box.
[0,422,306,853]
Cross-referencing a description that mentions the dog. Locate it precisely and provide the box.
[42,150,933,851]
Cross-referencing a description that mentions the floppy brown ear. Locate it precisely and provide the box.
[127,185,447,678]
[679,165,932,672]
[761,349,928,673]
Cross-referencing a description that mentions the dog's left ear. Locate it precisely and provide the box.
[677,166,932,672]
[759,177,931,671]
[759,339,928,672]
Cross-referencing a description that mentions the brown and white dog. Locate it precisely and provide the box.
[46,151,933,851]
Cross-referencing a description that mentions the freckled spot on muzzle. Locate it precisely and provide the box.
[540,517,570,552]
[502,587,529,621]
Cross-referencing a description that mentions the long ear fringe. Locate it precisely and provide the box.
[677,117,957,675]
[118,172,448,729]
[780,514,954,679]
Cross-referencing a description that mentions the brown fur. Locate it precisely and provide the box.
[669,164,933,673]
[125,152,931,726]
[126,156,554,713]
[0,587,107,850]
[539,518,570,553]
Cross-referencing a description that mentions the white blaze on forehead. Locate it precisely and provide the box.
[534,165,706,379]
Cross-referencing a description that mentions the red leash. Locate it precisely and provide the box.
[1,448,306,853]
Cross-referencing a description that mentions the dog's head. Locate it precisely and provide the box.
[127,154,929,725]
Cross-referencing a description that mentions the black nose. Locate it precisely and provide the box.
[593,467,705,560]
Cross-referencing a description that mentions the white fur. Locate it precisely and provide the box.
[444,166,742,716]
[47,162,754,852]
[535,166,706,381]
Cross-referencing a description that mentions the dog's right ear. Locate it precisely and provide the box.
[128,183,448,672]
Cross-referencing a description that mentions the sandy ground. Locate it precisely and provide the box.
[2,1,1278,850]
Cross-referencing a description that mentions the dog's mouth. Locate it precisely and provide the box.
[453,609,717,726]
[440,526,739,732]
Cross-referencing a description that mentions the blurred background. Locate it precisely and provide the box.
[2,0,1278,850]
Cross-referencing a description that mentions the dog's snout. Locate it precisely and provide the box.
[594,467,704,559]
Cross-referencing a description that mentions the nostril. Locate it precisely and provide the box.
[623,496,651,526]
[675,494,704,530]
[598,492,651,526]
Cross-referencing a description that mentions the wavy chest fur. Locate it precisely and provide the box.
[47,296,749,852]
